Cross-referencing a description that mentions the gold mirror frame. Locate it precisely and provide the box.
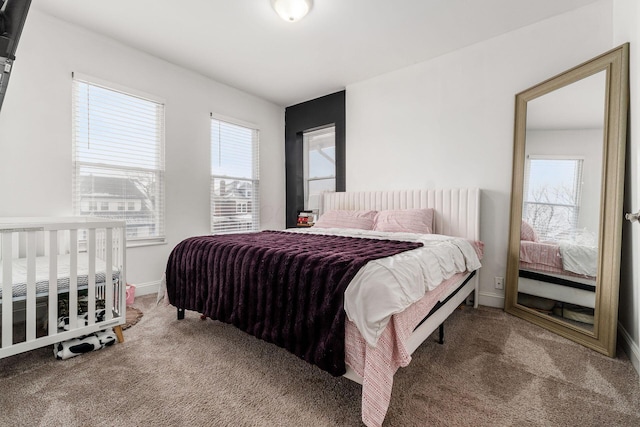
[505,44,629,357]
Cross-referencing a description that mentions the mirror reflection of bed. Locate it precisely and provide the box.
[518,219,597,331]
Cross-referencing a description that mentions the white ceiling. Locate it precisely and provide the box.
[32,0,601,107]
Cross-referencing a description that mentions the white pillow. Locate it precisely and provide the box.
[373,209,435,234]
[314,210,378,230]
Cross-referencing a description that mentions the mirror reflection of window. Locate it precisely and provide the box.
[303,126,336,213]
[523,156,583,241]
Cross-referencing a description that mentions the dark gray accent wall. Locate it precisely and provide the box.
[285,91,345,228]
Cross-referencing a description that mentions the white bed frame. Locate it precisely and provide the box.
[0,217,127,359]
[318,188,481,384]
[518,275,595,308]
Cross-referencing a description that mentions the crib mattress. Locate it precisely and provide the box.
[0,253,121,301]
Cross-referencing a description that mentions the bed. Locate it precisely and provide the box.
[164,188,482,427]
[0,217,127,359]
[517,221,597,326]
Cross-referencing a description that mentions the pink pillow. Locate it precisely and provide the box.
[521,220,538,242]
[314,210,378,230]
[373,209,434,234]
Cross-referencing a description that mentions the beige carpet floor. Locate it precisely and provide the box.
[1,295,640,426]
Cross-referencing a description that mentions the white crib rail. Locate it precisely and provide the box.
[0,217,126,359]
[2,233,12,349]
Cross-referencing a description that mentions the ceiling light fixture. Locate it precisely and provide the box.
[271,0,312,23]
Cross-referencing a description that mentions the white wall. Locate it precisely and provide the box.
[0,9,285,292]
[345,1,613,308]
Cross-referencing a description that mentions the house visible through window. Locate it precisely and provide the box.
[523,155,584,241]
[303,126,336,212]
[72,75,165,243]
[211,116,260,234]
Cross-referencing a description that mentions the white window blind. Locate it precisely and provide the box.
[523,156,583,241]
[72,76,165,243]
[211,116,260,234]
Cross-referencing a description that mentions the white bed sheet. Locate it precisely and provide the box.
[288,228,482,346]
[558,241,598,277]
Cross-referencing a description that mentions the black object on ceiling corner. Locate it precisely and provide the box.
[0,0,32,114]
[0,0,32,59]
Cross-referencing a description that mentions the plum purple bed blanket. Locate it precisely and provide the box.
[165,230,422,376]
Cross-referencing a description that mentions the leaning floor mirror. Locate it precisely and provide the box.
[505,44,629,357]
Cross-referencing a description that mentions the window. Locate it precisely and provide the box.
[72,75,165,244]
[303,126,336,211]
[523,155,584,241]
[211,116,260,234]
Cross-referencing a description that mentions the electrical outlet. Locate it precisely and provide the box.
[494,277,504,290]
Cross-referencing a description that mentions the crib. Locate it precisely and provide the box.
[0,217,126,359]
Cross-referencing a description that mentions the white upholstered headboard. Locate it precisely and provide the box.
[319,188,480,241]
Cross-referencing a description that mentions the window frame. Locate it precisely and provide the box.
[210,113,260,235]
[303,125,336,211]
[71,73,166,246]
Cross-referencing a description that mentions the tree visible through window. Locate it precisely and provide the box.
[523,156,583,241]
[72,76,165,243]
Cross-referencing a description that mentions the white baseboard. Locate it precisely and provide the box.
[478,291,504,308]
[618,322,640,376]
[130,280,161,298]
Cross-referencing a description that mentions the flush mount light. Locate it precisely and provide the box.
[271,0,312,22]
